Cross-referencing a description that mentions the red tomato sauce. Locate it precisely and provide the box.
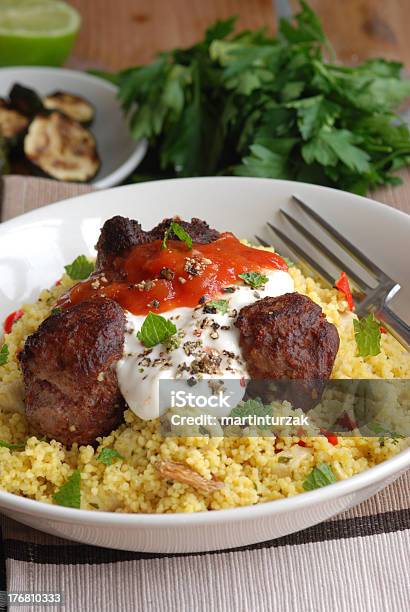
[60,233,287,315]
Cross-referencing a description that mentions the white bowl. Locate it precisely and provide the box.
[0,177,409,553]
[0,66,147,188]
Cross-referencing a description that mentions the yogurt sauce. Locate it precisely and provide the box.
[116,269,294,420]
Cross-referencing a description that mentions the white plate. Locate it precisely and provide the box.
[0,67,147,188]
[0,177,409,553]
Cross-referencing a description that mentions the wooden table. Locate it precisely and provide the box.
[67,0,410,71]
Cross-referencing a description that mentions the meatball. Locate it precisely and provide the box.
[235,293,340,410]
[19,298,126,446]
[96,215,220,272]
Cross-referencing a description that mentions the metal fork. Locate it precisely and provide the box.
[256,195,410,352]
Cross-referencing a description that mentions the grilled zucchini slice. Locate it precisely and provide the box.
[9,84,44,118]
[43,91,95,125]
[0,98,29,145]
[24,112,100,182]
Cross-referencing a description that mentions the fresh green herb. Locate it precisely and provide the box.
[51,307,62,316]
[97,448,124,466]
[0,344,9,366]
[353,313,381,357]
[238,271,269,289]
[206,299,229,314]
[282,256,295,268]
[278,455,290,464]
[94,2,410,195]
[0,439,25,450]
[367,421,404,444]
[162,221,193,249]
[64,255,95,281]
[53,469,81,509]
[137,311,178,347]
[230,398,272,430]
[303,463,337,491]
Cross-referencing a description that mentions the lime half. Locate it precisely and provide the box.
[0,0,81,67]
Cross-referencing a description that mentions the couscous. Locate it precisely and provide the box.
[0,229,409,513]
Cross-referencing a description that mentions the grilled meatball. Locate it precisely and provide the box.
[95,216,220,272]
[19,298,126,446]
[235,293,340,409]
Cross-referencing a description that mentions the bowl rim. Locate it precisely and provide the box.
[0,65,148,189]
[0,176,409,526]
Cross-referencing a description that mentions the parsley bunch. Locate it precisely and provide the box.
[94,1,410,194]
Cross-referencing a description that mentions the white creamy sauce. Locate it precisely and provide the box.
[116,269,294,420]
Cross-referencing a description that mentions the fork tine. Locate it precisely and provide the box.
[254,235,270,247]
[292,195,385,278]
[280,210,370,291]
[266,222,335,286]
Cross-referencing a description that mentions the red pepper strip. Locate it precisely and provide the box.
[295,428,308,446]
[3,309,24,334]
[320,428,338,445]
[380,326,387,334]
[335,271,354,311]
[336,411,358,431]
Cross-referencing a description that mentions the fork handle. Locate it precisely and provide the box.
[376,304,410,353]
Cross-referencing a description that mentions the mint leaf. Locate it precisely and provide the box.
[162,222,193,249]
[0,439,25,450]
[206,299,229,314]
[367,422,403,440]
[303,463,337,491]
[64,255,95,281]
[353,313,381,357]
[97,448,124,465]
[0,344,9,366]
[238,271,269,288]
[282,256,295,267]
[137,312,177,348]
[53,470,81,509]
[230,398,271,421]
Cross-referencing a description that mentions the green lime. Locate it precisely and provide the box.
[0,0,81,67]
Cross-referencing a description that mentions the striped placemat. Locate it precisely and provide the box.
[1,174,409,612]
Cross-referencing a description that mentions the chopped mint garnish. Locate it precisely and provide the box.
[303,463,337,491]
[64,255,95,281]
[206,299,229,314]
[238,271,269,289]
[0,439,25,450]
[353,313,381,357]
[97,448,124,466]
[230,398,272,430]
[53,469,81,509]
[0,344,9,366]
[162,221,193,249]
[137,311,178,348]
